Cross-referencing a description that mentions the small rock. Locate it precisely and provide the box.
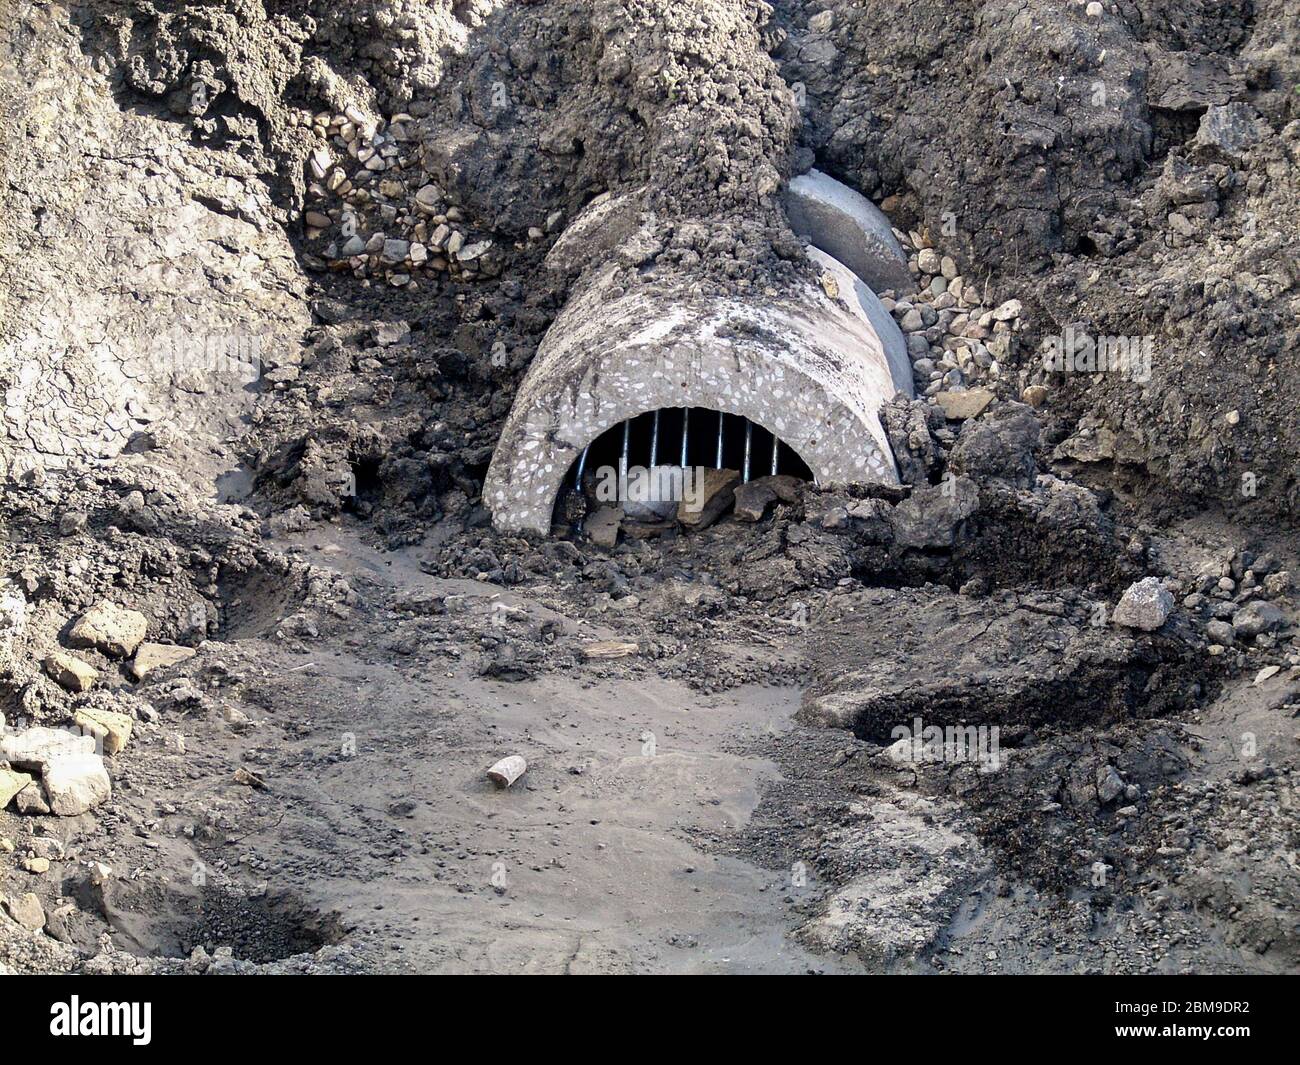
[1021,385,1049,408]
[1195,103,1266,162]
[15,783,49,815]
[678,468,740,530]
[936,388,995,420]
[992,299,1022,321]
[807,10,835,33]
[1097,766,1124,804]
[43,652,98,693]
[58,512,88,536]
[21,857,50,874]
[1253,665,1281,686]
[1112,577,1174,631]
[0,768,33,810]
[72,707,133,755]
[1205,619,1235,646]
[586,506,623,548]
[128,642,196,681]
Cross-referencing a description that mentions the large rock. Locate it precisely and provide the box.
[786,169,914,295]
[72,707,133,755]
[41,752,111,816]
[948,403,1040,487]
[678,468,740,529]
[0,768,33,810]
[68,601,148,658]
[44,651,98,693]
[1232,600,1285,638]
[1,892,45,931]
[128,642,196,681]
[1195,103,1266,162]
[888,476,980,549]
[0,726,95,771]
[1112,577,1174,631]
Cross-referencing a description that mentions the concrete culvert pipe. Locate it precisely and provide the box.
[785,169,916,297]
[485,249,913,534]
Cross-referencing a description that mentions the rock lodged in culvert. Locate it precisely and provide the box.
[484,232,914,534]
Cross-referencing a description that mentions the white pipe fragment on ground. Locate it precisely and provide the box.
[487,755,528,788]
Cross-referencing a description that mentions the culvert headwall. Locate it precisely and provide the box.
[485,247,914,534]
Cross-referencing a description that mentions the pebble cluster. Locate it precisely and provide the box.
[292,108,557,288]
[878,229,1037,416]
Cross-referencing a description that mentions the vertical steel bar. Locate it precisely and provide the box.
[743,421,753,482]
[620,419,630,484]
[770,434,779,476]
[716,411,724,468]
[650,410,660,467]
[680,409,689,467]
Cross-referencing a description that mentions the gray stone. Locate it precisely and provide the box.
[733,479,778,522]
[1205,619,1235,646]
[948,402,1040,487]
[586,506,623,548]
[1195,103,1266,162]
[1112,577,1174,631]
[1232,600,1285,638]
[678,468,740,530]
[1096,765,1124,805]
[888,476,980,549]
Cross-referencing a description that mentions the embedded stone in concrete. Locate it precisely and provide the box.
[786,169,915,296]
[485,253,914,533]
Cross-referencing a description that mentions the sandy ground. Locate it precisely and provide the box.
[86,526,863,974]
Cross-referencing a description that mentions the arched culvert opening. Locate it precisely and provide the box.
[485,254,913,535]
[551,406,815,532]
